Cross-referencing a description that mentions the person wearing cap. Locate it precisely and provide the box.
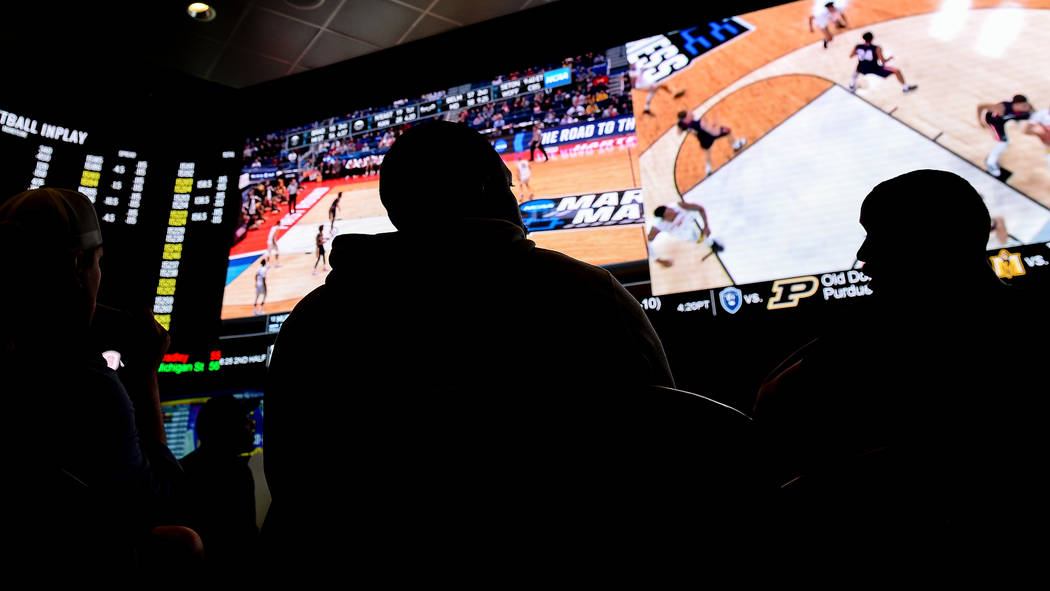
[1,187,187,575]
[753,170,1045,552]
[180,395,260,573]
[262,121,680,573]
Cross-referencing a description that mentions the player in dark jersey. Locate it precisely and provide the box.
[848,32,917,94]
[977,94,1033,177]
[529,122,549,162]
[677,110,746,177]
[313,225,328,275]
[328,192,342,234]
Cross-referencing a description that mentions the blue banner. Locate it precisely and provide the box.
[544,67,573,89]
[512,116,636,151]
[246,166,279,181]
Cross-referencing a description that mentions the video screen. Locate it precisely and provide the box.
[0,103,239,347]
[162,391,264,460]
[224,47,647,321]
[629,0,1049,316]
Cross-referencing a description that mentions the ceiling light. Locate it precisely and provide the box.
[187,3,217,22]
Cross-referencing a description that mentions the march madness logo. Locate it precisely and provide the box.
[520,189,644,233]
[626,17,753,84]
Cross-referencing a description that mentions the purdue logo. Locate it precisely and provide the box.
[990,249,1026,279]
[767,276,819,310]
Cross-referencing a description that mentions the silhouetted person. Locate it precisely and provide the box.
[181,395,260,573]
[0,188,188,579]
[262,121,692,576]
[754,170,1043,557]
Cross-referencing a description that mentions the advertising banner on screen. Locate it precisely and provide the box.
[520,188,644,233]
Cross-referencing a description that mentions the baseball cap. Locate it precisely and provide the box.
[0,187,102,251]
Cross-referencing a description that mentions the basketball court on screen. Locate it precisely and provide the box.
[637,0,1050,296]
[649,85,1050,295]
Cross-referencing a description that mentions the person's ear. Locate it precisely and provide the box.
[70,250,89,288]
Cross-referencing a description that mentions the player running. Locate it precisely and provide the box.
[810,2,849,49]
[677,110,746,176]
[267,224,281,267]
[515,157,533,203]
[629,60,686,116]
[848,32,918,93]
[977,95,1033,177]
[313,225,329,275]
[1023,107,1050,169]
[646,202,723,267]
[328,192,342,234]
[254,258,268,315]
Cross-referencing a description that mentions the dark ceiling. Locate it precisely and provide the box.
[9,0,559,89]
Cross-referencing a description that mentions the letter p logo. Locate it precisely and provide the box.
[767,276,819,310]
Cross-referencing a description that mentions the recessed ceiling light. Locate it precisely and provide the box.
[187,3,217,22]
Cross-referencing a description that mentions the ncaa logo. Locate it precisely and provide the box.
[719,287,743,314]
[521,200,555,213]
[494,139,508,153]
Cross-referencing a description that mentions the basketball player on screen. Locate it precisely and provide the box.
[646,201,723,267]
[313,225,329,275]
[677,110,746,177]
[529,123,549,162]
[977,95,1033,177]
[810,1,849,49]
[516,156,533,203]
[848,32,918,93]
[254,258,268,315]
[329,192,342,234]
[1024,108,1050,169]
[628,60,685,116]
[267,224,281,267]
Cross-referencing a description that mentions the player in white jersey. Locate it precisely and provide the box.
[810,1,849,49]
[1024,108,1050,169]
[254,258,269,315]
[267,224,281,267]
[515,157,533,203]
[646,201,722,266]
[629,61,685,116]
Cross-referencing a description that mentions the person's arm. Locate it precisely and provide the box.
[839,11,849,27]
[808,15,815,32]
[120,309,171,449]
[977,102,999,126]
[848,45,857,59]
[647,226,660,241]
[876,46,892,64]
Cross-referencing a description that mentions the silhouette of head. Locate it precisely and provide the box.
[858,170,991,298]
[195,395,258,455]
[0,188,103,329]
[379,121,524,232]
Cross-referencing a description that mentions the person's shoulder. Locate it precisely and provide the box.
[527,246,620,288]
[65,355,134,414]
